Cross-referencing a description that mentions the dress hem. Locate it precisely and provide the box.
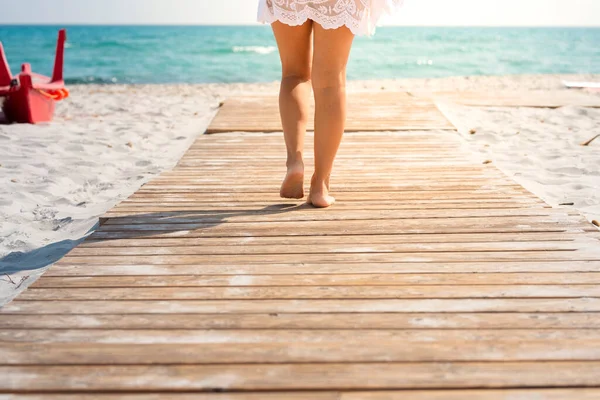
[257,4,375,36]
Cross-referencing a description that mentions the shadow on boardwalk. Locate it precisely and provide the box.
[0,202,304,305]
[89,202,308,242]
[1,202,305,274]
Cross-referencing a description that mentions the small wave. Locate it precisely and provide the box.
[416,59,434,66]
[232,46,276,55]
[65,76,126,85]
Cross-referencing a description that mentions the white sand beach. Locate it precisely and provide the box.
[1,74,600,305]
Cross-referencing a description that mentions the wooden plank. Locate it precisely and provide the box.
[147,174,509,181]
[107,198,547,209]
[176,161,483,168]
[80,232,592,248]
[99,208,572,226]
[133,184,525,193]
[87,230,595,242]
[57,251,600,266]
[4,389,600,400]
[103,202,549,213]
[81,232,584,248]
[88,217,595,238]
[66,241,592,257]
[0,394,337,400]
[4,340,600,365]
[31,272,600,288]
[46,261,600,277]
[95,211,585,225]
[2,362,600,391]
[3,298,600,314]
[3,313,599,330]
[16,284,600,301]
[7,329,600,344]
[341,389,600,400]
[120,192,538,202]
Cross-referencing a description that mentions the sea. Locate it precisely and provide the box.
[1,25,599,84]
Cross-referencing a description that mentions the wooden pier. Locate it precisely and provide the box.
[2,93,600,398]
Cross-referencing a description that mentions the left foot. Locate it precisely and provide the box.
[280,162,305,199]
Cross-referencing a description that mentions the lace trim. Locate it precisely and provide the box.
[258,0,403,36]
[265,9,365,35]
[260,9,361,35]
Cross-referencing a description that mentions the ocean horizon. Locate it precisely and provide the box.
[1,25,599,84]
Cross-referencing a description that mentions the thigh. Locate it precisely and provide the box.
[312,23,355,88]
[271,20,313,79]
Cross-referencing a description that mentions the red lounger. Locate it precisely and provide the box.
[0,29,69,124]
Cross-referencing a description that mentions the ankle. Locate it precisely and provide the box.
[286,154,304,170]
[311,174,329,191]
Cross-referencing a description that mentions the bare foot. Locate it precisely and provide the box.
[307,175,335,208]
[280,162,305,199]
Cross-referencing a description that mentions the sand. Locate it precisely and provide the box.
[1,74,600,305]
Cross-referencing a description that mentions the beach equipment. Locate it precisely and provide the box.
[563,81,600,89]
[0,29,68,124]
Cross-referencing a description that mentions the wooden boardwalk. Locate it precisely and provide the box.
[207,92,455,133]
[2,93,600,398]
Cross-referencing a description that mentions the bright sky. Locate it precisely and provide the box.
[0,0,599,26]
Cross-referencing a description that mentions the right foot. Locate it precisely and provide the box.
[307,176,335,208]
[280,162,305,199]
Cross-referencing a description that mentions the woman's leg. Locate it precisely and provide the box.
[271,20,313,199]
[309,23,355,208]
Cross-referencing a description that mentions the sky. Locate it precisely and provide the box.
[0,0,599,26]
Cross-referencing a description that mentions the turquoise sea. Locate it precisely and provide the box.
[1,25,599,84]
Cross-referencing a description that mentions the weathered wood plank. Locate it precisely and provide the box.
[105,198,548,212]
[103,202,549,213]
[17,284,600,301]
[99,208,575,226]
[66,241,593,257]
[46,261,600,277]
[4,340,600,365]
[57,251,600,266]
[3,298,600,314]
[341,389,600,400]
[79,232,594,248]
[31,272,600,288]
[88,218,595,238]
[8,329,600,344]
[80,232,584,248]
[3,313,598,330]
[2,362,600,391]
[4,389,600,400]
[0,394,337,400]
[4,390,600,400]
[122,190,536,202]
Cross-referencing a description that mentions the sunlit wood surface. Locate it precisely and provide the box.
[2,98,600,397]
[207,93,456,133]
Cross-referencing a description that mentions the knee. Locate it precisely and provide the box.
[281,74,312,88]
[281,67,311,84]
[311,69,345,91]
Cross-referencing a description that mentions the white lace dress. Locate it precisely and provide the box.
[257,0,404,36]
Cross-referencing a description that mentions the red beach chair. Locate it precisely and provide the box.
[0,29,69,124]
